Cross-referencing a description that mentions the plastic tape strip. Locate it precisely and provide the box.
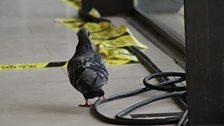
[90,25,128,40]
[56,19,111,33]
[0,61,67,71]
[82,22,110,33]
[55,18,83,23]
[62,0,81,10]
[0,59,138,71]
[105,59,137,65]
[56,18,147,48]
[99,46,138,62]
[88,8,101,18]
[94,35,147,49]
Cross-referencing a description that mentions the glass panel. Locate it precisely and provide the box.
[135,0,185,47]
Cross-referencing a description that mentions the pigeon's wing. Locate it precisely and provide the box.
[91,52,108,75]
[67,58,85,86]
[88,55,108,77]
[76,66,107,90]
[93,72,108,89]
[85,57,108,89]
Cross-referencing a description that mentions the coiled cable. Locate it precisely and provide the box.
[91,46,188,125]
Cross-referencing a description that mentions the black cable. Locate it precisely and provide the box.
[127,46,188,125]
[91,80,187,125]
[91,43,187,125]
[91,72,187,125]
[91,88,150,125]
[126,46,187,108]
[177,109,188,126]
[143,72,186,92]
[115,91,187,125]
[126,46,163,74]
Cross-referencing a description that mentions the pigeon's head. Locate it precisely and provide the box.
[76,28,93,51]
[77,29,90,37]
[83,89,104,99]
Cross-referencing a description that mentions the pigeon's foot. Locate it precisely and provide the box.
[97,96,105,101]
[79,99,92,107]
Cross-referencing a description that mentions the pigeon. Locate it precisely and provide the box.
[67,29,108,107]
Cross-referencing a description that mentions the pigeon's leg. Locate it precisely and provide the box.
[97,96,105,101]
[79,99,92,107]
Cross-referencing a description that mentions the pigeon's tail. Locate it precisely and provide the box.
[74,68,106,99]
[83,89,105,99]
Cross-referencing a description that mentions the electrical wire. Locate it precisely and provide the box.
[91,72,187,125]
[115,91,187,125]
[126,46,187,108]
[90,47,187,125]
[91,87,150,125]
[143,72,186,92]
[177,109,188,126]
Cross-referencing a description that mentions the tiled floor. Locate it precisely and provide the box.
[0,0,184,126]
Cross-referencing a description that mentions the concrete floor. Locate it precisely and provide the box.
[0,0,184,126]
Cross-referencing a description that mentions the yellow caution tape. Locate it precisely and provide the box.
[62,22,84,32]
[90,25,128,40]
[93,35,147,49]
[55,18,83,24]
[82,22,110,33]
[55,7,147,65]
[88,8,101,18]
[56,18,146,64]
[56,18,110,33]
[0,59,137,71]
[55,18,85,32]
[99,46,138,62]
[0,63,45,71]
[62,0,81,10]
[89,25,147,49]
[0,62,67,71]
[56,19,147,49]
[104,59,135,65]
